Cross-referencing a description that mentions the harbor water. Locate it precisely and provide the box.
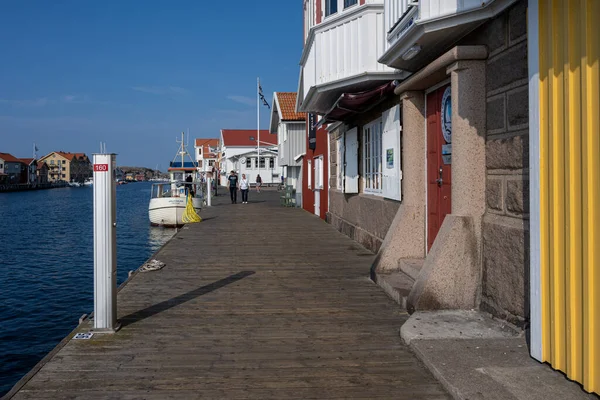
[0,182,176,396]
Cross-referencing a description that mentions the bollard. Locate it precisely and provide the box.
[207,177,212,207]
[92,153,120,333]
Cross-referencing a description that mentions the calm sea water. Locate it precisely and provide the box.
[0,182,175,396]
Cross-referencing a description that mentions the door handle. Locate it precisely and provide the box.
[436,167,443,187]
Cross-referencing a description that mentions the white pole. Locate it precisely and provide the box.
[257,77,260,183]
[92,153,119,333]
[207,177,212,206]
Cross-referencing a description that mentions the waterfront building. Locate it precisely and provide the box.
[38,152,91,183]
[18,158,38,184]
[269,92,306,207]
[36,162,49,184]
[297,0,598,394]
[194,138,220,178]
[219,129,279,187]
[0,153,27,184]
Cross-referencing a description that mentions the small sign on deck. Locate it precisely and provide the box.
[73,332,94,340]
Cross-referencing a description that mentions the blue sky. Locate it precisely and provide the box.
[0,1,303,169]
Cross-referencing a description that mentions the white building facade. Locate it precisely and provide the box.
[219,129,280,187]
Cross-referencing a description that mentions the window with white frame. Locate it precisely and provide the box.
[336,136,343,191]
[269,158,274,169]
[325,0,337,16]
[246,158,251,168]
[363,118,383,194]
[314,156,324,189]
[259,157,265,168]
[307,159,312,189]
[344,0,357,8]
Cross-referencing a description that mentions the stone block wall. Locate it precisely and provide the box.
[462,0,529,326]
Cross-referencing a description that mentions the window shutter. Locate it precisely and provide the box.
[344,127,359,193]
[382,105,402,201]
[338,133,345,191]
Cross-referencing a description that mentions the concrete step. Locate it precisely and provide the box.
[372,271,414,309]
[398,258,425,281]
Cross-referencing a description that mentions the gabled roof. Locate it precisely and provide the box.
[0,153,23,163]
[275,92,306,121]
[39,151,89,162]
[194,138,220,158]
[221,129,276,147]
[37,161,48,170]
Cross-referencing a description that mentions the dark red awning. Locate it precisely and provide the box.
[317,81,397,128]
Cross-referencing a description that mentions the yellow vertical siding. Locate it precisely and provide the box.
[538,0,600,394]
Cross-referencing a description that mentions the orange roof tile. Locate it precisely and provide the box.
[0,153,23,163]
[276,92,306,121]
[221,130,276,147]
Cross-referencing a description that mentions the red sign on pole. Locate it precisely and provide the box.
[94,164,109,172]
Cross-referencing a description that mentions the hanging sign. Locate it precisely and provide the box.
[386,148,394,169]
[441,86,452,143]
[308,113,317,150]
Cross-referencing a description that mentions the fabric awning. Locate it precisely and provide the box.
[316,81,397,128]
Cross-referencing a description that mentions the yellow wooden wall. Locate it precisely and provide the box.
[538,0,599,394]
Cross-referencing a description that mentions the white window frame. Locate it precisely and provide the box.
[362,118,383,195]
[314,156,324,190]
[336,136,344,191]
[307,159,312,189]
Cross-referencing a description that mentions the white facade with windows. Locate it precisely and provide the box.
[334,105,402,201]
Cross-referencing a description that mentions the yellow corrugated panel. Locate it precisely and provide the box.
[538,0,600,394]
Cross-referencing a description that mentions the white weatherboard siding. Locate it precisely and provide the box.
[302,4,393,101]
[281,122,306,167]
[221,146,280,185]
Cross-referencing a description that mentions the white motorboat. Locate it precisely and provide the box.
[83,177,93,186]
[149,132,203,227]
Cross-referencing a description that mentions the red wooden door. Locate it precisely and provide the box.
[426,85,452,251]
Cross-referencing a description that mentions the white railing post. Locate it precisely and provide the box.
[207,177,212,207]
[92,153,119,333]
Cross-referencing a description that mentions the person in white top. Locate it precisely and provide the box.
[239,174,250,203]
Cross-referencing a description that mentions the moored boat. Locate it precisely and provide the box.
[148,132,203,227]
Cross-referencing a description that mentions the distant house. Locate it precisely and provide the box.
[37,162,49,184]
[219,129,279,186]
[194,138,220,178]
[18,158,38,184]
[0,153,26,184]
[38,151,91,183]
[270,92,306,204]
[135,173,145,181]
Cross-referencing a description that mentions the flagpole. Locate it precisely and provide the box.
[257,77,260,183]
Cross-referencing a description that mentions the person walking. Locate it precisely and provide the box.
[227,170,239,204]
[239,174,249,203]
[256,174,262,193]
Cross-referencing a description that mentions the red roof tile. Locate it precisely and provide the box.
[221,130,277,147]
[0,153,22,163]
[19,158,35,165]
[194,138,220,157]
[275,92,306,121]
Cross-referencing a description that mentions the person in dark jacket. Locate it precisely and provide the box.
[227,170,239,204]
[256,174,262,193]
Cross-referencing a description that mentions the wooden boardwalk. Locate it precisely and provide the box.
[8,189,449,399]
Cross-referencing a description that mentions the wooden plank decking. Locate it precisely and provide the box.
[7,189,449,399]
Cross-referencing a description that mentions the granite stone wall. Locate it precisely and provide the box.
[461,0,529,325]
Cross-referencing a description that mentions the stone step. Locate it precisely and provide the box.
[398,258,425,281]
[372,271,414,309]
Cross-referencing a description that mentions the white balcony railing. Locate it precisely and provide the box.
[384,0,415,35]
[300,4,395,103]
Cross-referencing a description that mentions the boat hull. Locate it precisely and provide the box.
[148,197,202,227]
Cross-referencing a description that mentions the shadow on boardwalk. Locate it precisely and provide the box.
[120,271,256,328]
[7,189,449,399]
